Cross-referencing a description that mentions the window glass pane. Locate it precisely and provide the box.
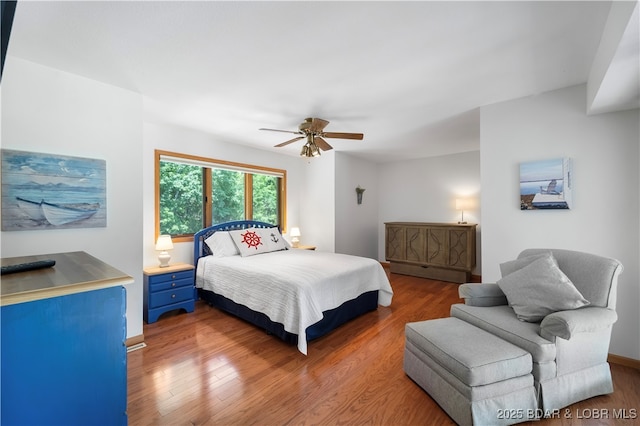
[212,168,245,223]
[252,174,279,225]
[159,161,204,236]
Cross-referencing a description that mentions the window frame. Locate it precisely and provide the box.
[155,150,287,243]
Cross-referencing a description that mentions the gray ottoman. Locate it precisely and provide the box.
[404,317,538,426]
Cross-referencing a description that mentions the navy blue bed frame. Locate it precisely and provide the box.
[193,220,378,347]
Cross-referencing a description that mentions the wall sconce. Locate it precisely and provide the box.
[455,199,470,224]
[356,186,365,205]
[289,227,301,248]
[155,234,174,267]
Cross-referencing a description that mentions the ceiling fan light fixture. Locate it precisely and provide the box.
[310,142,321,157]
[300,141,321,158]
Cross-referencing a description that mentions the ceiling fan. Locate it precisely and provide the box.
[260,117,364,157]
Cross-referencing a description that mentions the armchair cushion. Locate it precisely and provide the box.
[458,283,508,307]
[540,307,618,341]
[497,254,590,322]
[450,304,557,364]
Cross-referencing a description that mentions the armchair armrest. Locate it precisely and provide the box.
[458,283,508,307]
[540,307,618,341]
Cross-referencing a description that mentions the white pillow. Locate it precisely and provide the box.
[257,227,288,252]
[204,231,239,257]
[229,228,271,257]
[497,254,590,322]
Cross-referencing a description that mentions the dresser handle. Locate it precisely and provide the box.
[171,274,176,279]
[172,282,176,287]
[171,294,176,298]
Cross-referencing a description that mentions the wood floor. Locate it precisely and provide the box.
[127,272,639,425]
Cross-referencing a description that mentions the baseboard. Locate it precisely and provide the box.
[126,333,145,348]
[608,353,640,370]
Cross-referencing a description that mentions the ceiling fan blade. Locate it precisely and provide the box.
[314,136,333,151]
[274,136,304,147]
[308,118,330,133]
[260,128,302,135]
[322,132,364,140]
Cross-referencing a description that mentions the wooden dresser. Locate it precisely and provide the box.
[385,222,477,283]
[1,251,132,426]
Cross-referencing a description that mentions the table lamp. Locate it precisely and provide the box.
[155,235,174,267]
[455,199,469,224]
[290,227,301,248]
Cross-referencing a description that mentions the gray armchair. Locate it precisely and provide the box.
[451,248,623,412]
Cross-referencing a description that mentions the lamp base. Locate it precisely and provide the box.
[458,221,467,224]
[158,251,171,268]
[291,237,299,248]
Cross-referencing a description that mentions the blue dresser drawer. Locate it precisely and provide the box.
[149,285,193,309]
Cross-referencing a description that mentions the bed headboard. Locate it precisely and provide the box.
[193,220,276,266]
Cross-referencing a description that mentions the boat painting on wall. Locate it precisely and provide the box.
[520,157,572,210]
[1,149,106,231]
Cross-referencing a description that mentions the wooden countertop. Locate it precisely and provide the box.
[143,262,194,276]
[1,251,133,306]
[384,222,476,227]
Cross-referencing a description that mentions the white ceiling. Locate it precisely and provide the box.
[6,1,639,163]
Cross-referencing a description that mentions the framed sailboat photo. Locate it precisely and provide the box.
[1,149,106,231]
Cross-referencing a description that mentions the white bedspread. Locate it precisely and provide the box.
[195,249,393,354]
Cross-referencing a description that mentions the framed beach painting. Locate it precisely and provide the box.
[1,149,107,231]
[520,158,572,210]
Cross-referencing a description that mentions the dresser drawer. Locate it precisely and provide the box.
[147,269,194,285]
[149,286,193,309]
[149,276,193,292]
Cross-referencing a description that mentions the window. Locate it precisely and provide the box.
[252,173,279,224]
[156,150,286,242]
[211,168,245,224]
[158,161,204,236]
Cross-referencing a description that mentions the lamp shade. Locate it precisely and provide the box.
[290,227,301,237]
[155,235,174,251]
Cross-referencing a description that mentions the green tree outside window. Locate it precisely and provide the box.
[157,154,285,239]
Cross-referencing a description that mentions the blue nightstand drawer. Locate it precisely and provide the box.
[149,276,193,292]
[147,269,193,285]
[149,285,193,309]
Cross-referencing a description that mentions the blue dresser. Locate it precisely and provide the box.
[143,263,195,323]
[1,251,132,426]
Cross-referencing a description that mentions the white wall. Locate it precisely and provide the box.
[142,121,306,266]
[1,57,144,339]
[335,152,379,259]
[297,151,336,252]
[377,151,482,274]
[480,84,640,360]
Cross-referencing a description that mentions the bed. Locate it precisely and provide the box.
[193,220,393,354]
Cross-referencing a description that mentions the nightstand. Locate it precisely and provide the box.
[143,263,195,323]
